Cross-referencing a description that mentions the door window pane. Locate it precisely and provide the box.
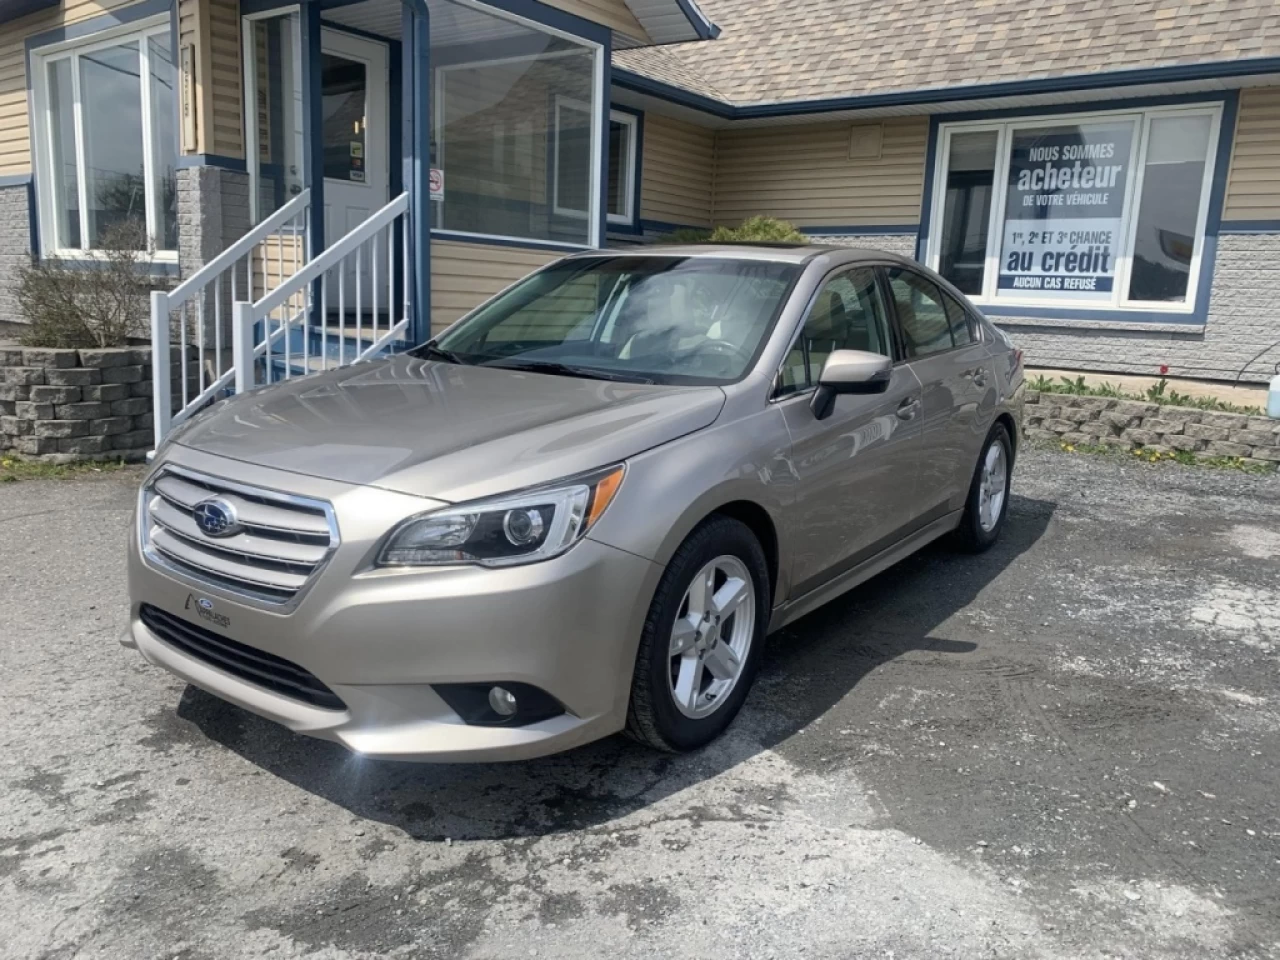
[322,54,367,182]
[148,35,178,250]
[938,130,997,295]
[80,40,147,249]
[248,13,304,220]
[997,120,1135,302]
[886,268,954,359]
[46,58,80,250]
[780,267,890,394]
[1127,115,1212,303]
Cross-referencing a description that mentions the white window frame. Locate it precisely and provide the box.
[241,5,303,226]
[924,102,1223,314]
[30,15,178,260]
[429,0,604,250]
[552,101,636,225]
[605,109,638,225]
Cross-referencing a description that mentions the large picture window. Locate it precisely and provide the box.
[32,20,178,257]
[926,104,1222,312]
[431,0,605,248]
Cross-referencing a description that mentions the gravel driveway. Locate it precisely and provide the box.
[3,448,1279,960]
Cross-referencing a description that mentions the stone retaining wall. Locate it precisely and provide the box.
[1023,390,1280,466]
[0,346,191,463]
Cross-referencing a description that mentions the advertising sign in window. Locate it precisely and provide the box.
[997,122,1134,302]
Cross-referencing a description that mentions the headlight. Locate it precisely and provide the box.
[377,465,625,568]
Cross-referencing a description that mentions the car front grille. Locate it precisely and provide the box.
[140,465,338,608]
[139,604,346,710]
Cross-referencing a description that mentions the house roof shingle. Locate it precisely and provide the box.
[615,0,1280,108]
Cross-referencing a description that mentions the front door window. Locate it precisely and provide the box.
[321,54,367,183]
[244,11,304,223]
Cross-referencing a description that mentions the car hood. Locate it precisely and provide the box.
[174,356,726,502]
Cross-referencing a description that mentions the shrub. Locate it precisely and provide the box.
[659,216,807,245]
[16,221,152,349]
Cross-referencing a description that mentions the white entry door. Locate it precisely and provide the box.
[321,29,389,312]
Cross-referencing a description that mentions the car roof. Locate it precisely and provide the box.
[563,243,919,268]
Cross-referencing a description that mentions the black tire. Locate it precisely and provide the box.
[625,515,770,753]
[954,422,1014,553]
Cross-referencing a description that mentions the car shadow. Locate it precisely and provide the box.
[177,492,1055,841]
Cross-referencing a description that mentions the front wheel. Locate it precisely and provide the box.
[625,516,770,752]
[955,422,1013,553]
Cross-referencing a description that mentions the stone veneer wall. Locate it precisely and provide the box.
[0,346,190,462]
[0,184,32,328]
[1022,390,1280,466]
[802,233,918,258]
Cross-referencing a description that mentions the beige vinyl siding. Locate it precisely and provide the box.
[207,0,242,157]
[542,0,650,44]
[712,117,929,228]
[177,0,240,157]
[0,0,143,175]
[639,113,714,228]
[430,239,564,333]
[1223,86,1280,221]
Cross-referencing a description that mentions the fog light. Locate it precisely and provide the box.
[488,685,518,717]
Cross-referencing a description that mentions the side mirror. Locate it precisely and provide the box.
[810,349,893,420]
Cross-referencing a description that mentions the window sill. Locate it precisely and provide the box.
[41,254,180,278]
[990,312,1205,335]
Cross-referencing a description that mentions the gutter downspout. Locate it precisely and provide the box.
[402,0,430,344]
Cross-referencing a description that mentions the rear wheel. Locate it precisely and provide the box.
[955,423,1013,553]
[626,516,769,752]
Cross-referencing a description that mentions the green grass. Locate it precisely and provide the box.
[1027,373,1262,416]
[0,455,140,483]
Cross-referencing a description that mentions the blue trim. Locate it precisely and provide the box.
[638,217,706,234]
[1220,220,1280,234]
[801,224,920,237]
[916,118,941,261]
[612,70,731,119]
[0,173,32,188]
[405,0,430,344]
[175,154,249,172]
[469,0,609,46]
[431,230,590,254]
[614,56,1280,121]
[917,91,1238,329]
[607,102,643,234]
[23,0,170,50]
[26,179,39,263]
[671,0,720,40]
[301,1,325,327]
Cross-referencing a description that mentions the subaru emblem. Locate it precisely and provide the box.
[197,597,214,611]
[192,497,242,538]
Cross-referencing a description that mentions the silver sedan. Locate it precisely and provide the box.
[125,245,1024,760]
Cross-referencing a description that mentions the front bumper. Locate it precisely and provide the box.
[125,451,661,762]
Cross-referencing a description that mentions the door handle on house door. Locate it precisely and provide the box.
[896,397,920,421]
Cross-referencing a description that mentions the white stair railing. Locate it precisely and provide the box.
[150,189,311,447]
[232,192,411,395]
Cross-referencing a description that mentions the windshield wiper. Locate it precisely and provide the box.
[411,340,466,364]
[484,358,653,384]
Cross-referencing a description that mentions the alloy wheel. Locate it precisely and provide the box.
[978,439,1008,533]
[667,555,756,719]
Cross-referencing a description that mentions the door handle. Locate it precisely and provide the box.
[896,397,920,421]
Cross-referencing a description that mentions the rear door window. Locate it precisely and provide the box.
[885,267,958,359]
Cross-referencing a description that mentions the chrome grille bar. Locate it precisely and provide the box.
[140,465,339,609]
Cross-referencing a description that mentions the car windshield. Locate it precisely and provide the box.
[425,256,802,385]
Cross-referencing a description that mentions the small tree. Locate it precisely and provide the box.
[16,220,151,349]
